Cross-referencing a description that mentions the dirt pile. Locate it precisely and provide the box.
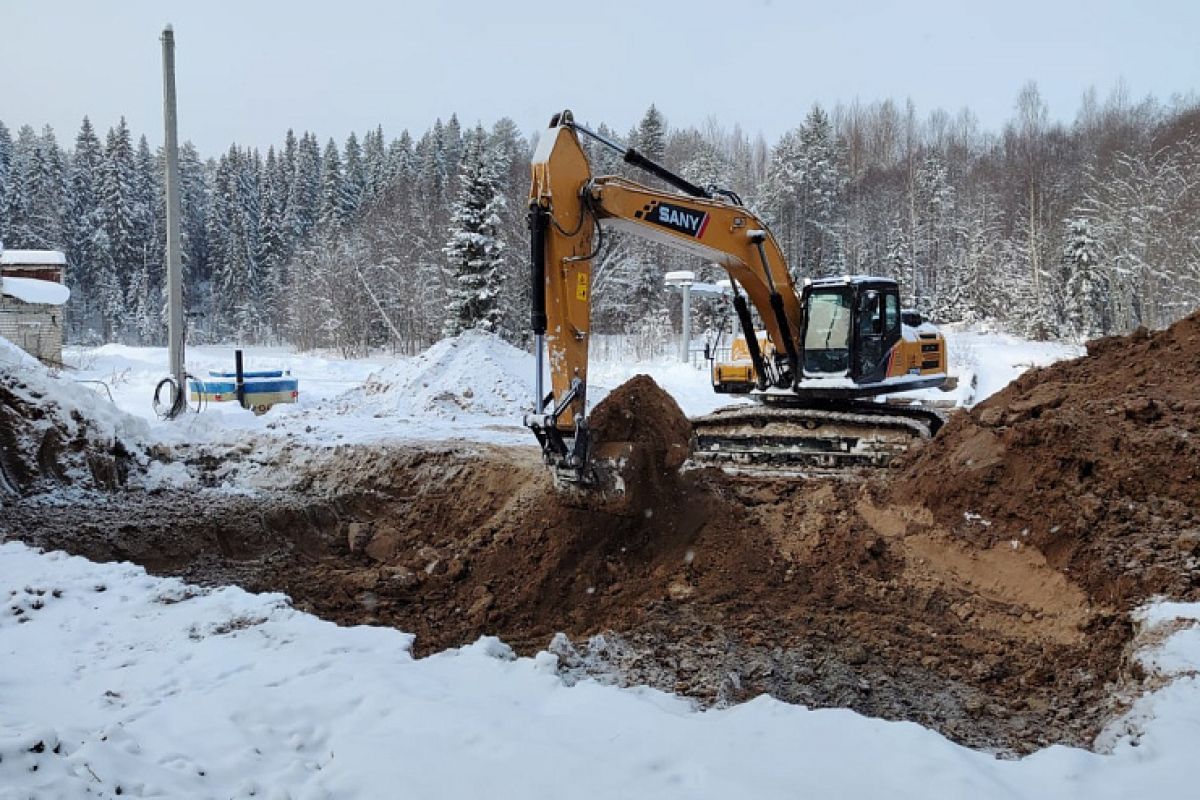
[6,433,1132,755]
[587,374,693,458]
[0,374,138,497]
[583,375,693,511]
[891,312,1200,606]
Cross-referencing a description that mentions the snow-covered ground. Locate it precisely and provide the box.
[45,328,1083,457]
[1,541,1197,799]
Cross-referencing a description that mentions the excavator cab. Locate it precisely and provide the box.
[801,285,854,375]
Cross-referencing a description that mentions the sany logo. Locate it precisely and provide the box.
[650,202,710,238]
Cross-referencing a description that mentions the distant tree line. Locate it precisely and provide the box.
[0,81,1197,355]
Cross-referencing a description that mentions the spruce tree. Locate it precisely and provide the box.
[100,118,140,301]
[318,138,351,234]
[442,126,506,337]
[342,131,366,217]
[65,117,105,334]
[1062,217,1108,339]
[0,121,11,244]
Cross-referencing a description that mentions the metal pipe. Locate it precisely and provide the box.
[535,334,545,414]
[529,202,548,414]
[566,119,712,199]
[733,294,769,390]
[752,236,800,387]
[161,25,185,417]
[235,349,245,409]
[680,283,691,364]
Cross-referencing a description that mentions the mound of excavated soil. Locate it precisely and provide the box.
[581,375,693,512]
[8,432,1132,755]
[587,374,692,458]
[0,372,140,498]
[891,312,1200,607]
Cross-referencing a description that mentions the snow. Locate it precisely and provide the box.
[43,327,1080,462]
[1,275,71,305]
[1,541,1198,799]
[332,329,532,420]
[0,333,42,370]
[0,335,152,457]
[0,248,67,265]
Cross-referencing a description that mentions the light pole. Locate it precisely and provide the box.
[664,271,696,363]
[161,25,185,415]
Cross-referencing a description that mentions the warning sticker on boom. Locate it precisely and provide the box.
[576,272,588,301]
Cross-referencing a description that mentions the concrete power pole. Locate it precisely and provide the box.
[161,25,186,412]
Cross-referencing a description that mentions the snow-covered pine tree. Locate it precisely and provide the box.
[442,125,506,338]
[680,137,733,192]
[3,125,37,248]
[285,133,321,242]
[913,152,956,315]
[100,118,141,333]
[342,131,367,218]
[443,114,464,195]
[795,105,848,277]
[65,117,105,337]
[257,147,288,338]
[1061,217,1109,339]
[318,138,351,235]
[0,121,11,243]
[387,130,416,190]
[24,125,67,250]
[363,125,388,203]
[178,141,211,313]
[488,117,530,344]
[635,105,667,164]
[622,105,672,327]
[758,128,806,278]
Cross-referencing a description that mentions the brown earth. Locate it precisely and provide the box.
[7,320,1200,756]
[889,312,1200,608]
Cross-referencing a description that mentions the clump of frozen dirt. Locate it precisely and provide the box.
[331,330,532,419]
[582,374,694,511]
[0,345,148,498]
[587,374,693,459]
[890,311,1200,607]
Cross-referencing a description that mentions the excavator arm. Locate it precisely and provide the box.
[525,110,803,481]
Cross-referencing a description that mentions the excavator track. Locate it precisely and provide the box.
[689,402,946,477]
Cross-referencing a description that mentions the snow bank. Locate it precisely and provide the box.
[1,335,152,495]
[0,332,41,370]
[1,542,1198,798]
[0,339,150,450]
[333,330,534,419]
[50,327,1082,453]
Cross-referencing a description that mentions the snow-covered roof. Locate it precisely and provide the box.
[0,249,67,266]
[2,276,71,306]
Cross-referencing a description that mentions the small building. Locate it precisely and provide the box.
[0,249,70,365]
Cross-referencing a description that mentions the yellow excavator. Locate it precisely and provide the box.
[525,110,949,483]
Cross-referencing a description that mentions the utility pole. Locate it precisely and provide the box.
[665,271,696,364]
[161,24,185,412]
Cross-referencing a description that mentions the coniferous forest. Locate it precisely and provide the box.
[1,82,1197,355]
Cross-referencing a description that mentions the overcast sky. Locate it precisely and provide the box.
[3,0,1197,154]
